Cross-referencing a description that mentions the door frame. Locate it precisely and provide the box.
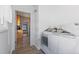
[15,10,31,49]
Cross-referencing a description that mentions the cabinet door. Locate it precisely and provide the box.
[58,36,76,54]
[48,35,59,54]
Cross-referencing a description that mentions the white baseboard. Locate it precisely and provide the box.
[10,49,13,54]
[34,43,40,50]
[10,47,15,54]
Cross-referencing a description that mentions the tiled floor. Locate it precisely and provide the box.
[12,46,44,54]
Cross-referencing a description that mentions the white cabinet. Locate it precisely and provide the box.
[41,31,77,54]
[58,36,76,54]
[48,34,59,54]
[48,33,76,54]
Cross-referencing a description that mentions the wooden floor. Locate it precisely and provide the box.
[15,30,43,54]
[16,29,30,49]
[12,46,44,54]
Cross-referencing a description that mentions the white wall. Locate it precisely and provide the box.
[0,23,12,54]
[39,5,79,33]
[0,30,9,54]
[38,5,79,49]
[32,6,39,49]
[11,5,37,51]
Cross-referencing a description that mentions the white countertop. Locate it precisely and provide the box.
[43,31,76,39]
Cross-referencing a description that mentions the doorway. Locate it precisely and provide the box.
[15,11,30,50]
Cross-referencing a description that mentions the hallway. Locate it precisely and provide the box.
[16,11,30,50]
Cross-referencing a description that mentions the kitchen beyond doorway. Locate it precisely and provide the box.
[16,11,30,50]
